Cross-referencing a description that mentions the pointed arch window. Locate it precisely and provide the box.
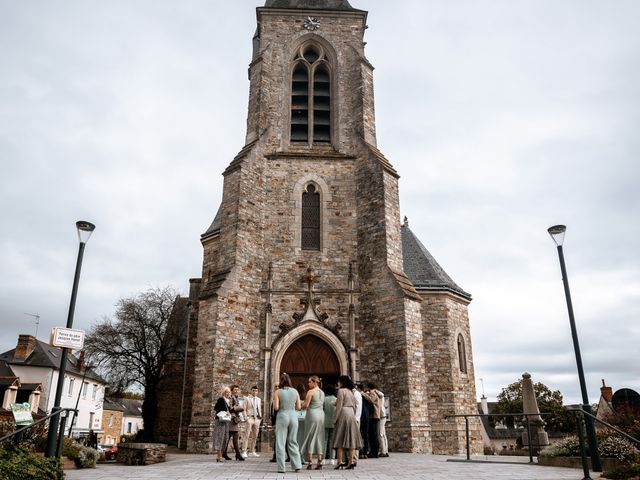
[301,184,320,250]
[457,334,468,374]
[291,44,331,145]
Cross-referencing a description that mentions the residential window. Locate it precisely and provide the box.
[127,422,132,434]
[82,382,88,399]
[457,334,467,374]
[301,184,320,250]
[89,412,95,429]
[290,43,331,145]
[108,415,114,428]
[68,378,74,396]
[91,384,97,401]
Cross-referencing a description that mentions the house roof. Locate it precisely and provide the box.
[0,360,16,378]
[264,0,358,10]
[0,338,105,384]
[103,397,126,412]
[401,221,471,300]
[104,397,143,417]
[120,398,143,417]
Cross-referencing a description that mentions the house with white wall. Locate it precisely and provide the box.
[0,334,106,438]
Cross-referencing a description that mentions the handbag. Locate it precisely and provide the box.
[217,411,232,422]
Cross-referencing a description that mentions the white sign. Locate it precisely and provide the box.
[51,327,85,349]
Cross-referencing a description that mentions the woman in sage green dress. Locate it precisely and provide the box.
[274,373,302,473]
[300,375,326,469]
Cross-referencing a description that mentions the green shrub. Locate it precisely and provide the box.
[0,418,15,437]
[601,461,640,479]
[74,445,99,468]
[0,444,63,480]
[62,437,82,459]
[539,433,639,463]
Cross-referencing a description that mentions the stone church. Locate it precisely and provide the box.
[157,0,482,455]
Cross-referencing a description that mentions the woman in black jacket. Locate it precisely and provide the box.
[213,387,232,462]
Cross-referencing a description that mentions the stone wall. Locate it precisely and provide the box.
[117,442,166,466]
[421,292,482,454]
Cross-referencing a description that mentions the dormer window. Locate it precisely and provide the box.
[291,44,331,145]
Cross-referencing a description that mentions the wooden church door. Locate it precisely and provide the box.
[280,334,340,391]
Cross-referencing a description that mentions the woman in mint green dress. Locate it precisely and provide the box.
[300,375,326,469]
[274,373,302,473]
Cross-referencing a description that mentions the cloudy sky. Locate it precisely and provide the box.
[1,0,639,405]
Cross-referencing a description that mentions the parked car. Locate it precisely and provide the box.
[100,444,118,461]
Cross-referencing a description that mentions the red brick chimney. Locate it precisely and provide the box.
[14,334,36,361]
[601,379,613,403]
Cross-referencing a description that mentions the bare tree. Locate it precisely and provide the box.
[85,286,182,441]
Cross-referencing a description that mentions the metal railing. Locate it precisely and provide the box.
[0,408,77,458]
[444,412,552,463]
[567,406,640,480]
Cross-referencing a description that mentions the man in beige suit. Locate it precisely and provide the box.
[242,385,263,457]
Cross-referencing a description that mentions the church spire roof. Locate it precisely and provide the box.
[401,222,472,300]
[264,0,357,10]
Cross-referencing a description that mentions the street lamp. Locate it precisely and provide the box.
[547,224,601,472]
[45,221,95,457]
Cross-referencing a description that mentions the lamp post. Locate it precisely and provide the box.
[45,221,95,457]
[547,224,601,472]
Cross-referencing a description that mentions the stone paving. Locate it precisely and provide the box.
[65,453,598,480]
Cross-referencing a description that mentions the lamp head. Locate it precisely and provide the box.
[547,224,566,247]
[76,221,96,244]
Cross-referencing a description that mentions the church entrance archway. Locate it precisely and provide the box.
[280,334,340,390]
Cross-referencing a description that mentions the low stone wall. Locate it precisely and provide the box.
[117,443,167,466]
[538,455,625,471]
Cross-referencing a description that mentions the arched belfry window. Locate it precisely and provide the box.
[291,44,331,145]
[457,334,468,374]
[301,184,320,250]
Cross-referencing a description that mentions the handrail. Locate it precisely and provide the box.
[580,408,640,446]
[0,408,77,446]
[445,412,552,463]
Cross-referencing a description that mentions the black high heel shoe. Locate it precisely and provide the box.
[223,454,232,460]
[235,453,245,461]
[345,463,356,470]
[334,463,345,469]
[306,462,313,470]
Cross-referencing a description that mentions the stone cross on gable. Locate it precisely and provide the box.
[292,267,327,322]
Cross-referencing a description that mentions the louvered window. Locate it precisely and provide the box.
[291,44,331,145]
[301,184,320,250]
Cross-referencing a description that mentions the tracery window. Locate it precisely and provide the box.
[301,184,320,250]
[291,44,331,144]
[457,334,468,374]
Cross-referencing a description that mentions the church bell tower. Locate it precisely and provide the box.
[184,0,482,455]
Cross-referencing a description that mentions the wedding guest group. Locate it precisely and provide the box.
[212,374,389,471]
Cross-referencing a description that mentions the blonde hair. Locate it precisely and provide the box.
[309,375,322,388]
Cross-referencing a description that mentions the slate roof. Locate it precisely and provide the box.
[120,398,143,417]
[264,0,358,10]
[401,222,471,300]
[201,205,222,240]
[0,338,105,384]
[0,360,16,378]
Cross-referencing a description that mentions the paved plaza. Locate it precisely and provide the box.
[65,452,597,480]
